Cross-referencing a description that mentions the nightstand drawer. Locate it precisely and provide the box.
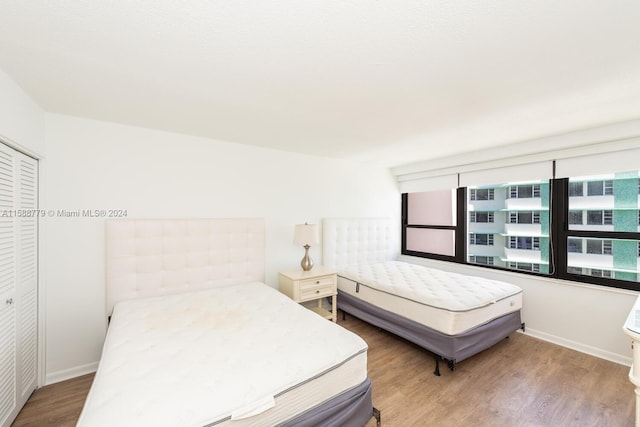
[299,275,335,290]
[299,280,335,301]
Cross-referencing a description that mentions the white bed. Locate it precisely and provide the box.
[78,218,378,427]
[323,218,524,375]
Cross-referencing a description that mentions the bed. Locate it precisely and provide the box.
[77,218,380,427]
[322,218,524,375]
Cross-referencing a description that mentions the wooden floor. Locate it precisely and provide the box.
[12,314,635,427]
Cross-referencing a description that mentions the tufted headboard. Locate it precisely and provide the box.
[105,218,265,316]
[322,218,393,271]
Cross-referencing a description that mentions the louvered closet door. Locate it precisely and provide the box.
[0,145,37,427]
[0,144,17,427]
[15,152,37,412]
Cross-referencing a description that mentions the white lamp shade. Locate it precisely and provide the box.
[293,223,319,246]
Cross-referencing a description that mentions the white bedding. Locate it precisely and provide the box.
[78,282,368,427]
[338,261,522,335]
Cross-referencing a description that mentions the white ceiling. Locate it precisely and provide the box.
[1,1,639,167]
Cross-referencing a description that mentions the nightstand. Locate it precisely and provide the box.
[279,266,338,322]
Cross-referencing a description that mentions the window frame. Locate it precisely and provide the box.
[401,188,466,263]
[401,177,640,291]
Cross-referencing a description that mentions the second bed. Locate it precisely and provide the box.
[323,218,524,375]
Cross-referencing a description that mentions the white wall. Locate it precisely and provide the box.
[0,67,44,155]
[43,113,400,383]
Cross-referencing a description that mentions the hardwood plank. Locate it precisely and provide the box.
[12,315,635,426]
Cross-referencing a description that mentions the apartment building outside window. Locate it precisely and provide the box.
[470,233,494,245]
[509,236,540,250]
[509,184,540,198]
[566,172,639,284]
[469,188,494,201]
[401,167,640,289]
[587,180,613,196]
[509,212,540,224]
[508,262,540,272]
[470,212,494,223]
[469,256,494,265]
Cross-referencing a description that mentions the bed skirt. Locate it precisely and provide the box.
[282,377,374,427]
[338,290,522,363]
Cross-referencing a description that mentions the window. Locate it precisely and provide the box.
[469,256,494,265]
[569,211,583,225]
[509,184,540,199]
[508,262,540,272]
[403,189,461,260]
[402,170,640,289]
[585,239,612,255]
[568,182,583,197]
[587,180,613,196]
[568,238,582,253]
[470,212,494,223]
[470,233,493,245]
[508,236,540,250]
[586,210,613,226]
[509,211,540,224]
[591,269,613,278]
[565,173,640,286]
[469,188,494,201]
[466,180,549,274]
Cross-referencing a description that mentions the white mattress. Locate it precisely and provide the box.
[78,282,368,427]
[338,261,522,335]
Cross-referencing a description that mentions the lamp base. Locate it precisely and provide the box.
[300,245,314,271]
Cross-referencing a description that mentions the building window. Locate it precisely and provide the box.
[585,239,612,255]
[469,188,494,201]
[586,210,613,226]
[591,269,613,278]
[568,182,584,197]
[509,211,540,224]
[470,233,493,245]
[569,211,583,225]
[508,236,540,250]
[470,212,494,223]
[587,180,613,196]
[509,184,540,199]
[568,238,582,253]
[508,262,540,272]
[469,255,494,265]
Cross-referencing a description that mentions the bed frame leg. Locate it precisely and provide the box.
[342,310,347,321]
[372,407,381,427]
[521,322,526,332]
[448,359,456,372]
[433,355,441,376]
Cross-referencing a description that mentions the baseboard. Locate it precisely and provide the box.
[45,361,98,386]
[522,328,632,367]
